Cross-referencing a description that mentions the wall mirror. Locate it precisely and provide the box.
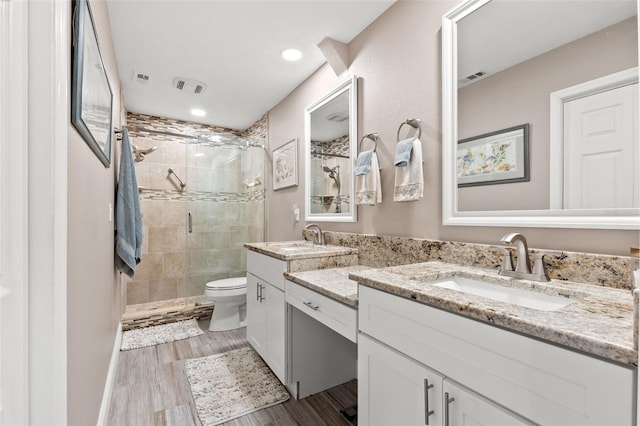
[442,0,640,229]
[305,75,358,222]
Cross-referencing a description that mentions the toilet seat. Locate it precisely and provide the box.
[205,277,246,291]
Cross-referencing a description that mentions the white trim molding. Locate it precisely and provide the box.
[97,323,122,426]
[0,0,30,424]
[27,0,69,423]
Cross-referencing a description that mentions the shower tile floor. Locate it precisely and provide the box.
[108,319,357,425]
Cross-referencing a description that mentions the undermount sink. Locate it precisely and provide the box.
[279,246,317,252]
[433,276,573,312]
[266,242,322,252]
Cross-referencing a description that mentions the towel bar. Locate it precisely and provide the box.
[358,133,380,153]
[397,118,422,141]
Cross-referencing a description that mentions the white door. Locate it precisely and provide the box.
[443,380,532,426]
[358,334,443,426]
[564,83,638,209]
[265,283,286,383]
[246,273,267,356]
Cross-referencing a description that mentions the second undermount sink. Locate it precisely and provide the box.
[433,276,573,312]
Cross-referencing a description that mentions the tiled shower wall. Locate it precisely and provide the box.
[126,113,266,305]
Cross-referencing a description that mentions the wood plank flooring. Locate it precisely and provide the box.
[108,319,357,425]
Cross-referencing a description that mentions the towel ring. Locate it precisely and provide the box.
[397,118,422,142]
[359,133,380,152]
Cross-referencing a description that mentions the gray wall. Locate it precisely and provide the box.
[267,0,640,255]
[67,0,122,424]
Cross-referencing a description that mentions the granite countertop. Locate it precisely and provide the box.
[349,261,637,366]
[284,265,369,308]
[245,241,357,261]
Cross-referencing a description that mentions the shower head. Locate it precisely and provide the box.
[132,145,158,162]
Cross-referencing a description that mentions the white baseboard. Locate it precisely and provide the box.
[96,322,122,426]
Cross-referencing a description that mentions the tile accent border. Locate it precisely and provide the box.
[139,188,265,203]
[303,231,639,290]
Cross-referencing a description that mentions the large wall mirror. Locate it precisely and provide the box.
[305,76,358,222]
[442,0,640,229]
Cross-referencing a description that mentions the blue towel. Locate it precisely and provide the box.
[354,150,374,176]
[394,137,416,167]
[115,128,143,277]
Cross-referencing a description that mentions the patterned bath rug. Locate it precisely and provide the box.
[184,346,290,425]
[120,319,204,351]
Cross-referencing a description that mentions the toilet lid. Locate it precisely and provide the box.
[205,277,247,290]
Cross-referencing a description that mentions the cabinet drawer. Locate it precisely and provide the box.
[286,280,357,343]
[359,285,635,426]
[247,250,287,291]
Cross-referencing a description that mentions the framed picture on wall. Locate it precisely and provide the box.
[457,124,530,187]
[273,139,298,190]
[71,0,114,168]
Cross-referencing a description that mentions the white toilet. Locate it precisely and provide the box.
[204,276,248,331]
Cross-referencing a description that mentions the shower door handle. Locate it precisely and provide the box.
[188,212,192,233]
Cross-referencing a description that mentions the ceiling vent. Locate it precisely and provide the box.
[134,71,150,84]
[464,71,486,81]
[172,77,207,94]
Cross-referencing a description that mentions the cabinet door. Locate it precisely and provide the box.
[246,273,267,357]
[265,282,286,383]
[442,380,532,426]
[359,334,443,426]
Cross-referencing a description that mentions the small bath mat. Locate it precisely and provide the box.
[184,346,290,425]
[120,319,203,351]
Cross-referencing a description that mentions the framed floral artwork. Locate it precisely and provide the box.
[273,139,298,190]
[457,124,529,187]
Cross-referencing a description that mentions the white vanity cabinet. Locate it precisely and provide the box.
[358,285,636,426]
[246,251,287,384]
[359,334,530,426]
[359,334,444,426]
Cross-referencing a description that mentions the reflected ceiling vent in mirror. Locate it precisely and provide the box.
[326,112,348,123]
[172,77,207,94]
[464,71,486,82]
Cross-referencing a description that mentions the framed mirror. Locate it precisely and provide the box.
[442,0,639,229]
[305,76,358,222]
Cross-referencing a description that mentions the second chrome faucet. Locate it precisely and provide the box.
[499,232,549,282]
[305,223,325,245]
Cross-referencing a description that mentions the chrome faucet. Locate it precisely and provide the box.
[305,223,325,245]
[499,233,549,282]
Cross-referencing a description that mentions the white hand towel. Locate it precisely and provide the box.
[393,138,423,202]
[355,151,382,205]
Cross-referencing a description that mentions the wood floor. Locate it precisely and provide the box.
[107,319,357,425]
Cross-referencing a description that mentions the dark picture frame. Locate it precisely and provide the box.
[71,0,113,167]
[457,124,530,187]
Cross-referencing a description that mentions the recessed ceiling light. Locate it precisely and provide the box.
[281,48,302,62]
[191,108,206,117]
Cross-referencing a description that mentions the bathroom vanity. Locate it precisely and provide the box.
[245,241,359,397]
[350,262,637,426]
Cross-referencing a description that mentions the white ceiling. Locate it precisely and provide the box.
[106,0,395,131]
[458,0,637,87]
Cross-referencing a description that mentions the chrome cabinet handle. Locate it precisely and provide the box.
[256,282,260,301]
[259,284,265,302]
[303,301,319,311]
[424,379,434,425]
[188,212,192,233]
[444,392,455,426]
